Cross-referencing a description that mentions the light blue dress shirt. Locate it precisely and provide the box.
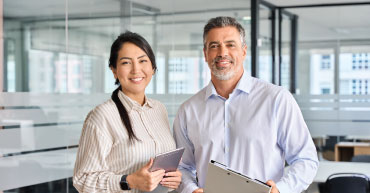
[173,72,319,193]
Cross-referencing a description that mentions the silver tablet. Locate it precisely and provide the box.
[149,147,185,172]
[204,160,271,193]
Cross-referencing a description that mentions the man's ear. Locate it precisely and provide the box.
[242,45,247,57]
[203,47,207,62]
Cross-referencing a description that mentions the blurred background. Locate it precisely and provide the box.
[1,0,370,193]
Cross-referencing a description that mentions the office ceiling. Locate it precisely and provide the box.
[4,0,370,42]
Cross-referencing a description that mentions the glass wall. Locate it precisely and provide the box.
[293,5,370,96]
[3,0,252,94]
[340,45,370,95]
[258,4,273,83]
[290,4,370,165]
[1,0,252,192]
[280,13,291,90]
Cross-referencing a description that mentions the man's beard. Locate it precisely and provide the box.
[210,56,236,81]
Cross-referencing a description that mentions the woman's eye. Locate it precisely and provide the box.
[121,61,129,65]
[140,60,148,63]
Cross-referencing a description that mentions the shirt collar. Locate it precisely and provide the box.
[235,72,252,94]
[118,90,153,113]
[204,72,252,101]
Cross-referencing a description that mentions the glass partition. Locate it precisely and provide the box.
[1,0,252,192]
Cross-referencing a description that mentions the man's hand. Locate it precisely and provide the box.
[192,188,204,193]
[266,180,279,193]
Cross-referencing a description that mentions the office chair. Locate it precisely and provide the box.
[322,173,369,193]
[351,155,370,163]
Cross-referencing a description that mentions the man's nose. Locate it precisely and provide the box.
[217,45,228,57]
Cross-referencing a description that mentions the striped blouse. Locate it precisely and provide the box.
[73,91,176,193]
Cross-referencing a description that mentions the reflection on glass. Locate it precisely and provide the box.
[309,49,335,94]
[2,0,253,192]
[168,50,205,94]
[340,46,370,95]
[258,5,272,83]
[280,14,291,90]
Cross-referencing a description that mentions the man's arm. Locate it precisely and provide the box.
[274,90,319,193]
[173,107,199,193]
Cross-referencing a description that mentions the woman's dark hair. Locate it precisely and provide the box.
[109,31,157,142]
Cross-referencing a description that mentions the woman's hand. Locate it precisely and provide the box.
[160,169,182,189]
[127,158,165,192]
[192,188,204,193]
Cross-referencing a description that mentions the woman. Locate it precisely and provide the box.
[73,31,182,193]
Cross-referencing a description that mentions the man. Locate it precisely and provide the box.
[173,16,318,193]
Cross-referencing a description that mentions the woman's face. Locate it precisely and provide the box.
[111,42,154,99]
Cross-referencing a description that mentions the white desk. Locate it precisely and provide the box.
[346,135,370,141]
[285,161,370,183]
[314,161,370,182]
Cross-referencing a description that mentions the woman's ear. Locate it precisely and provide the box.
[110,67,118,79]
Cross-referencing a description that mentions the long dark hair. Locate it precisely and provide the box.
[109,31,157,142]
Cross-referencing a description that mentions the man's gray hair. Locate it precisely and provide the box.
[203,16,246,49]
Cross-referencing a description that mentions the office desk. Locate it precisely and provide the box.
[313,161,370,182]
[285,161,370,183]
[335,142,370,161]
[345,135,370,141]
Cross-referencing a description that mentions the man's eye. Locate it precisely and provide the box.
[209,45,218,49]
[227,44,235,47]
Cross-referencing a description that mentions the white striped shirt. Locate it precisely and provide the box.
[73,91,176,193]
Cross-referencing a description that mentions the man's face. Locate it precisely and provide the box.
[203,26,247,81]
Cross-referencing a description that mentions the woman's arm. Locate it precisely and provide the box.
[73,112,167,192]
[73,116,123,192]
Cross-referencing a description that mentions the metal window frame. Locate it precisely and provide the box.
[252,1,298,93]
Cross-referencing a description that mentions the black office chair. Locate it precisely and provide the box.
[321,173,370,193]
[351,155,370,163]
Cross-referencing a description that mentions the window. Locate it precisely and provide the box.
[340,46,370,95]
[365,80,368,94]
[321,88,330,94]
[352,79,357,95]
[306,48,335,94]
[321,55,331,69]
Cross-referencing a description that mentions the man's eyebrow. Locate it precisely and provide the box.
[208,41,220,46]
[225,40,236,43]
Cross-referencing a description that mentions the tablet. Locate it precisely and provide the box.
[149,147,185,172]
[204,160,271,193]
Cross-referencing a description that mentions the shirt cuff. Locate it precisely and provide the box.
[109,174,124,192]
[276,181,291,193]
[180,182,199,193]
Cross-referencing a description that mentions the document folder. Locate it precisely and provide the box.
[204,160,271,193]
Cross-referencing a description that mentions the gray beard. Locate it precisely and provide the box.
[211,65,236,80]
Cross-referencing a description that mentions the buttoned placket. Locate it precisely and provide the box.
[136,106,159,155]
[224,98,230,166]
